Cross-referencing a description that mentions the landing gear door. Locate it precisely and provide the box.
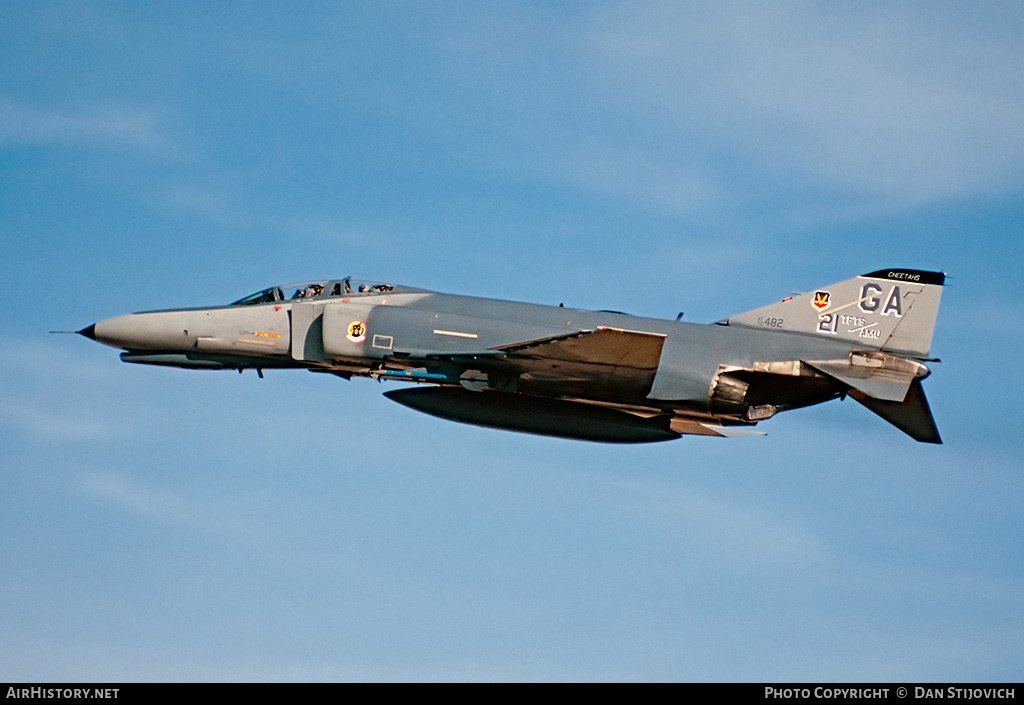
[322,302,384,363]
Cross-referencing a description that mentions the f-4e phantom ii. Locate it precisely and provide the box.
[78,268,945,444]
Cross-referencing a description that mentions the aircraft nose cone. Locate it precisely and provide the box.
[90,314,146,349]
[86,311,197,351]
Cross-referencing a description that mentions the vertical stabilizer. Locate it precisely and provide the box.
[723,268,945,357]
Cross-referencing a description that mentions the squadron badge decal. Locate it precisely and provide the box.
[812,291,831,311]
[346,320,367,343]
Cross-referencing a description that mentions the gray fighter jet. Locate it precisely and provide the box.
[78,268,945,443]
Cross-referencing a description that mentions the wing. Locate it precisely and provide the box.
[491,326,666,368]
[386,330,774,440]
[390,327,668,401]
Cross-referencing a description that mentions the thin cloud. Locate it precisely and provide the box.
[531,144,726,217]
[76,470,262,543]
[0,340,115,384]
[0,401,115,443]
[586,3,1024,210]
[0,100,186,158]
[601,475,830,570]
[0,341,123,442]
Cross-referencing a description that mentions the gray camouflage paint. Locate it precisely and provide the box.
[81,269,945,443]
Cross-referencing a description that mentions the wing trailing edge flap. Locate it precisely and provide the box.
[848,378,942,444]
[492,327,667,369]
[804,351,929,402]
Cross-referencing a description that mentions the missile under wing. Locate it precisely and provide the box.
[78,269,945,443]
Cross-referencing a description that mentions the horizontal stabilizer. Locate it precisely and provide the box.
[492,327,667,369]
[849,378,941,444]
[805,351,928,402]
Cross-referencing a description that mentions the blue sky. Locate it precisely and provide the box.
[2,1,1023,681]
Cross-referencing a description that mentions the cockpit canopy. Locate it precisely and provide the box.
[230,278,397,306]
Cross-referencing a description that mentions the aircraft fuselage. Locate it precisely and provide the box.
[80,271,944,443]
